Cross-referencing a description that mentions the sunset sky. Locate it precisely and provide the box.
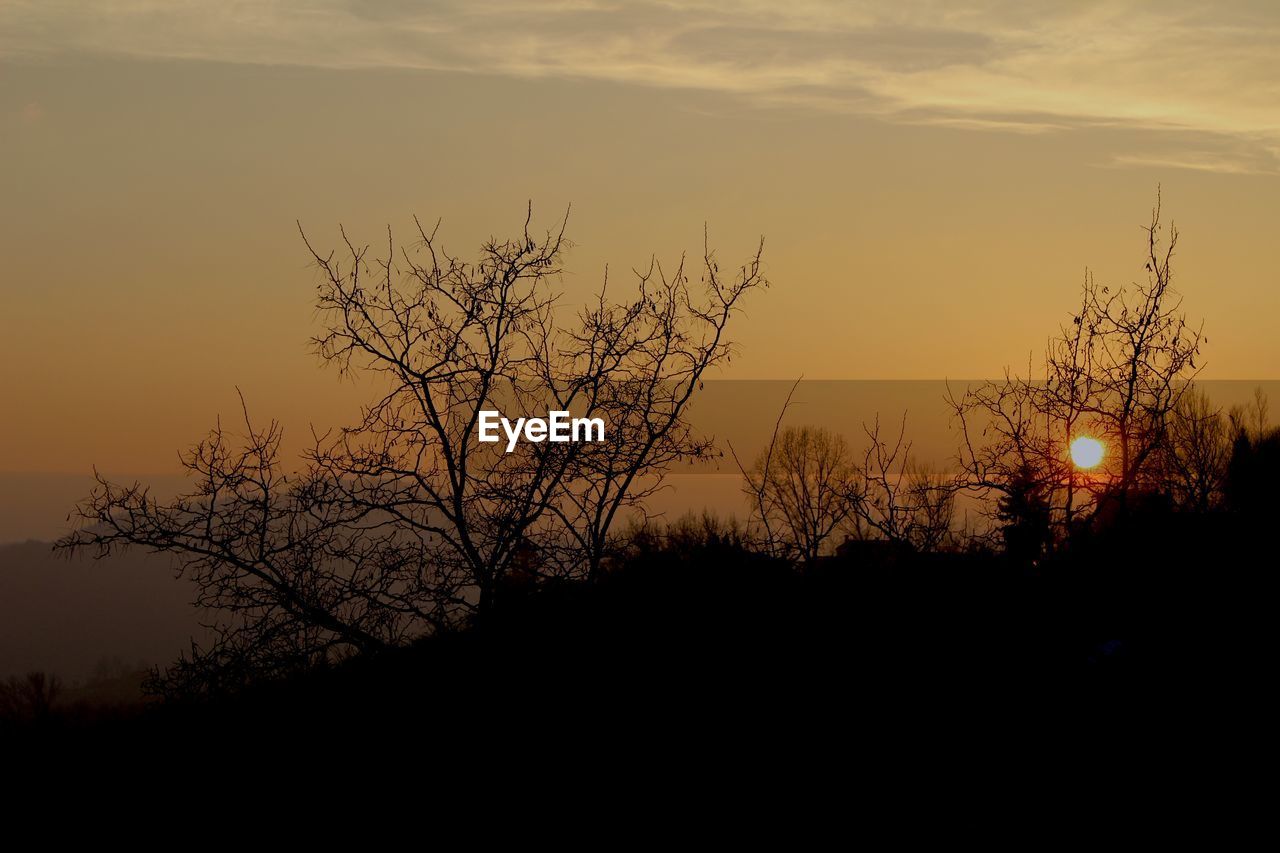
[2,1,1278,477]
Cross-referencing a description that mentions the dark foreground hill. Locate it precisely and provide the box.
[4,506,1270,753]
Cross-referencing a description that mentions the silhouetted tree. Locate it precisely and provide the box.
[950,190,1204,544]
[57,206,766,696]
[1228,387,1270,441]
[853,414,957,552]
[1224,392,1280,518]
[996,467,1052,566]
[742,425,859,565]
[1156,387,1230,512]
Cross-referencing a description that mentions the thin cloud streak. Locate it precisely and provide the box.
[1107,153,1272,176]
[3,1,1278,171]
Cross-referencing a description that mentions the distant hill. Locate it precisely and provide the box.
[0,540,206,684]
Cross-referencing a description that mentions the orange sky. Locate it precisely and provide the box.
[2,1,1278,475]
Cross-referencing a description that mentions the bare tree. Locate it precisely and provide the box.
[901,461,958,553]
[57,206,767,695]
[1071,192,1204,496]
[946,362,1066,533]
[737,398,958,562]
[853,414,956,552]
[741,425,859,565]
[1228,387,1270,441]
[1158,387,1230,513]
[950,190,1204,543]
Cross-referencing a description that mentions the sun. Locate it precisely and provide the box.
[1070,436,1105,470]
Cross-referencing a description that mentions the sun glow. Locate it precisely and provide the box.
[1070,436,1105,470]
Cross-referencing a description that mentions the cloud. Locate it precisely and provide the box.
[1108,151,1275,176]
[3,0,1278,171]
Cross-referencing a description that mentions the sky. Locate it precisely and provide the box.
[2,0,1279,478]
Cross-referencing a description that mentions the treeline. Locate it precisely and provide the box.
[736,385,1277,568]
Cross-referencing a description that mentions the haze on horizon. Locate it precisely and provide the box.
[2,0,1279,478]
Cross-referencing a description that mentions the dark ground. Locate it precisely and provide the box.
[3,505,1269,758]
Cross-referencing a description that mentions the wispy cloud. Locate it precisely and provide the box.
[3,0,1278,172]
[1108,151,1274,176]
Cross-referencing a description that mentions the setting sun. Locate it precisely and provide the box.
[1070,436,1105,470]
